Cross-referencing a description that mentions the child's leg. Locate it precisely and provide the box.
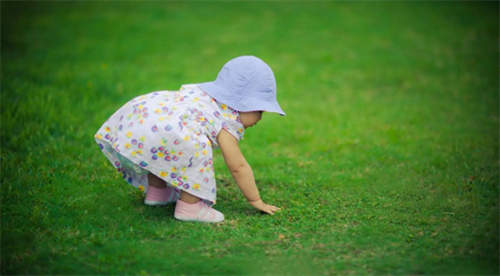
[147,173,167,188]
[180,190,201,203]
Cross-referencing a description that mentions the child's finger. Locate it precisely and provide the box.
[269,207,278,215]
[262,206,274,215]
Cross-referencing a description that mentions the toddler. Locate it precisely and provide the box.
[94,56,285,223]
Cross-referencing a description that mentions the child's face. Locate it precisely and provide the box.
[240,111,263,128]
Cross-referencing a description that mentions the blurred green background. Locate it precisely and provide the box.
[2,1,498,275]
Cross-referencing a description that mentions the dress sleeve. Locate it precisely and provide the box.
[218,104,245,141]
[221,120,245,141]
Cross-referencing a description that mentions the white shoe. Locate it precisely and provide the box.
[174,199,224,223]
[144,186,179,206]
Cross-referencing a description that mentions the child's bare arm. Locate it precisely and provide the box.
[218,129,280,215]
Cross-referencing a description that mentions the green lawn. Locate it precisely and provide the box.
[2,1,498,275]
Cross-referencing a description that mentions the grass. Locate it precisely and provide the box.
[1,1,499,275]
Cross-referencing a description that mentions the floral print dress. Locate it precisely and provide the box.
[94,84,245,204]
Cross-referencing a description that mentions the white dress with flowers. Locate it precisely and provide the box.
[94,84,245,204]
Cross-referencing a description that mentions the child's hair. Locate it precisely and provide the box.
[198,56,286,116]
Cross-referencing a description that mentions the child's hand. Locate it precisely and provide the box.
[249,199,280,215]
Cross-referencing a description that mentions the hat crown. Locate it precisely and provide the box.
[197,55,285,116]
[214,56,276,101]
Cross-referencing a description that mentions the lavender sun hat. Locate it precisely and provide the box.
[197,56,286,116]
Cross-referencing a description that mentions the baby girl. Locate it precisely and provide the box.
[94,56,285,223]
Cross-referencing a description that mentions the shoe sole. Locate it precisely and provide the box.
[144,200,175,206]
[174,214,225,223]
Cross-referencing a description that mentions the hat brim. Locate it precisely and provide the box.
[197,82,286,116]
